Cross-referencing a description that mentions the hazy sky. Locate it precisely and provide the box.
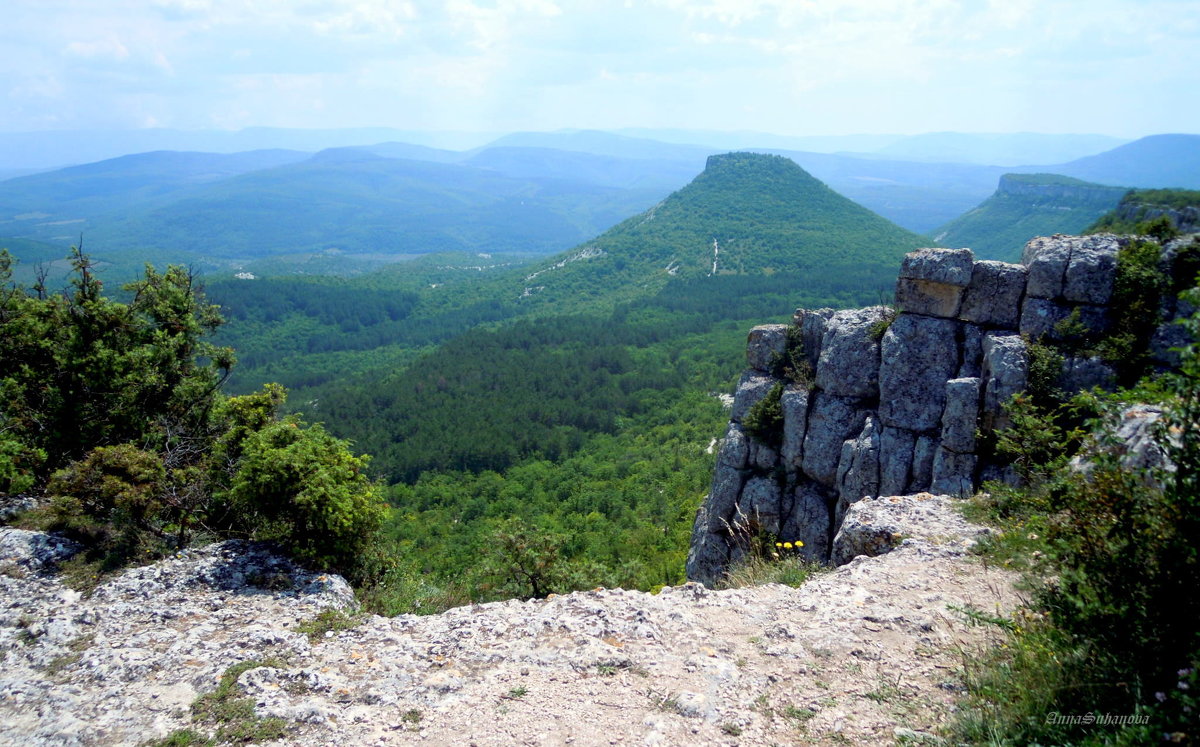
[4,0,1198,137]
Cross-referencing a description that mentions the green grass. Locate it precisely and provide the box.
[185,658,290,745]
[716,554,824,590]
[294,608,362,642]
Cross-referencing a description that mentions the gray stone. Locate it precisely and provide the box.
[717,423,749,470]
[878,314,960,432]
[1019,296,1071,340]
[930,448,977,496]
[798,308,835,371]
[749,440,779,471]
[981,334,1028,433]
[831,493,989,566]
[1060,357,1117,393]
[730,373,775,423]
[801,393,869,486]
[1151,317,1191,368]
[958,323,985,378]
[780,482,833,563]
[736,476,783,535]
[909,436,938,492]
[959,260,1026,327]
[815,307,888,398]
[1023,235,1073,299]
[878,427,916,496]
[1070,405,1174,489]
[895,247,974,319]
[899,247,975,286]
[894,277,965,318]
[702,465,747,532]
[940,378,981,453]
[835,417,881,525]
[685,510,731,586]
[746,324,789,372]
[1063,235,1120,304]
[779,386,811,470]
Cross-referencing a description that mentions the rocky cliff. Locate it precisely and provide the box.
[687,232,1194,585]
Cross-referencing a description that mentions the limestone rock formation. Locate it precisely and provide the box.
[0,514,1017,746]
[686,233,1177,586]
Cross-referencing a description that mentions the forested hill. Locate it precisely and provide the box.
[504,152,929,312]
[931,173,1127,262]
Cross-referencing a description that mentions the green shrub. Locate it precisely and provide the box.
[952,293,1200,744]
[48,444,166,528]
[769,324,813,387]
[228,419,386,579]
[743,382,784,448]
[0,432,43,495]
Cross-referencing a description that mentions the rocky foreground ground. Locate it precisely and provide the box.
[1,494,1017,746]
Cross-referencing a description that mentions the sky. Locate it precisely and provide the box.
[3,0,1199,139]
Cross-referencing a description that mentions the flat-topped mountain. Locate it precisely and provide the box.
[931,174,1127,261]
[508,152,928,310]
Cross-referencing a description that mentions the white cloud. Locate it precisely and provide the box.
[0,0,1195,136]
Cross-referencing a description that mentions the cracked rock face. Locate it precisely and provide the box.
[688,234,1162,586]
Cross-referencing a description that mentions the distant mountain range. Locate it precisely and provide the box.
[1,130,1197,277]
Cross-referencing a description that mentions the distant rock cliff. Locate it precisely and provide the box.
[687,233,1195,585]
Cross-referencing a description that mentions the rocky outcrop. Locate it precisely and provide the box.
[0,516,1017,746]
[687,233,1170,586]
[1116,202,1200,234]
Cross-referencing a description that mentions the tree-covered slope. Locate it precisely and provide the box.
[506,152,928,312]
[932,173,1127,261]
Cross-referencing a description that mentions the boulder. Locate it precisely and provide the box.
[959,260,1027,328]
[899,247,975,286]
[830,493,987,565]
[815,307,888,398]
[746,324,789,372]
[879,314,960,431]
[801,393,869,486]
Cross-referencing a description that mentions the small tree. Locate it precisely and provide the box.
[228,418,386,578]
